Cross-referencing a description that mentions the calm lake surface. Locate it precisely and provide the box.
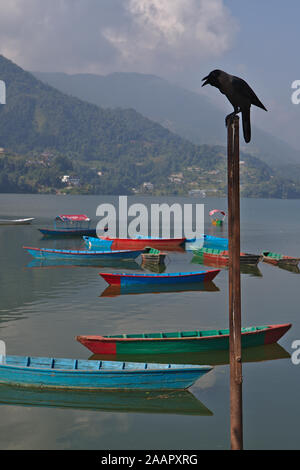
[0,193,299,450]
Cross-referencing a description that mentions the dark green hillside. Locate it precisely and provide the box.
[0,55,300,197]
[0,55,212,169]
[34,70,300,168]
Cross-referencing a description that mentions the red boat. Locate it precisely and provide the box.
[262,251,300,266]
[76,323,292,356]
[99,236,186,251]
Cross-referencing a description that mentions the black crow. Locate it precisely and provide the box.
[202,69,267,143]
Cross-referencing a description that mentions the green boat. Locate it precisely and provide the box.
[77,323,291,356]
[90,343,290,367]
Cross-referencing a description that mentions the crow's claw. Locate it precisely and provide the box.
[225,112,236,127]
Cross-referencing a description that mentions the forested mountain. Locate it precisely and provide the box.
[0,55,299,198]
[33,70,300,168]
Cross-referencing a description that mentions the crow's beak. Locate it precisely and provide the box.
[201,76,209,87]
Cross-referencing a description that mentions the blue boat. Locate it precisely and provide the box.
[23,246,144,260]
[100,269,220,286]
[0,355,212,391]
[185,235,228,251]
[83,236,186,252]
[84,236,113,250]
[38,214,107,238]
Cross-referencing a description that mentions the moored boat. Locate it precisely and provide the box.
[0,218,34,225]
[262,251,300,266]
[192,256,263,277]
[84,235,186,251]
[141,247,167,264]
[89,343,290,367]
[38,214,106,237]
[100,281,219,297]
[192,247,262,266]
[99,270,220,286]
[185,235,228,252]
[76,323,291,356]
[0,354,212,391]
[23,246,144,260]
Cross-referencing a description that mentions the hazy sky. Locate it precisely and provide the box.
[0,0,299,150]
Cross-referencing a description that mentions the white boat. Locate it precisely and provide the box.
[0,218,35,226]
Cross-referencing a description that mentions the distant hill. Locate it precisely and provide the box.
[0,54,299,197]
[33,71,300,168]
[0,56,194,164]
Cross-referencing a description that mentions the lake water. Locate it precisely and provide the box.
[0,193,299,450]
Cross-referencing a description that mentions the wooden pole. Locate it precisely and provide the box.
[227,115,243,450]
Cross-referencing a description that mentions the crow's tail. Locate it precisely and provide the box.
[241,107,251,143]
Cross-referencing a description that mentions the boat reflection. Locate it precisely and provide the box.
[277,264,300,274]
[90,343,289,366]
[191,255,263,277]
[0,384,212,416]
[100,281,220,297]
[26,259,142,270]
[141,260,167,273]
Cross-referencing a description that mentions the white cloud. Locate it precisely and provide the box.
[106,0,238,73]
[0,0,238,77]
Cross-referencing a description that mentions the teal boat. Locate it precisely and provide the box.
[0,355,212,391]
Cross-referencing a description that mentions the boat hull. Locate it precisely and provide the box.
[0,218,34,225]
[77,324,291,356]
[39,228,98,237]
[23,246,143,260]
[262,251,300,266]
[193,248,262,266]
[99,270,220,286]
[86,236,186,251]
[0,356,212,391]
[185,235,228,251]
[100,281,219,297]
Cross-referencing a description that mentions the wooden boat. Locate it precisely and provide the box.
[141,259,167,273]
[99,269,220,286]
[76,323,291,356]
[23,246,144,260]
[90,343,290,367]
[100,281,219,297]
[277,264,300,274]
[0,218,34,225]
[262,251,300,266]
[38,214,106,237]
[84,235,186,251]
[141,247,167,264]
[192,247,262,266]
[185,235,228,251]
[191,256,263,277]
[0,355,212,390]
[0,385,213,416]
